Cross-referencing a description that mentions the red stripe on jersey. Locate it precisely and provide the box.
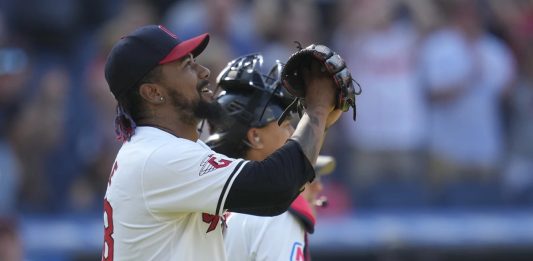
[288,195,316,233]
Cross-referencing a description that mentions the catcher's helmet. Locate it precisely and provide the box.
[206,54,295,158]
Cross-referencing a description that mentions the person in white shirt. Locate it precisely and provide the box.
[102,25,342,260]
[206,54,335,261]
[419,0,515,186]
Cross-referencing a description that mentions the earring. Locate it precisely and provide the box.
[160,97,164,102]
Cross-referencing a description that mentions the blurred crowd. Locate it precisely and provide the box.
[0,0,532,223]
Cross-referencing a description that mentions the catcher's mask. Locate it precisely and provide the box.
[206,54,295,157]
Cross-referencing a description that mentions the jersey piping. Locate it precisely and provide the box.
[216,160,247,215]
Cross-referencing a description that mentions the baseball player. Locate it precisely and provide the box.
[206,54,335,261]
[102,25,342,260]
[224,158,334,261]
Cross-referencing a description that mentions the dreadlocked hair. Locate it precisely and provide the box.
[115,91,141,142]
[114,66,162,142]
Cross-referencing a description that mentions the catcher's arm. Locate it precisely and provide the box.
[290,59,339,165]
[283,43,361,165]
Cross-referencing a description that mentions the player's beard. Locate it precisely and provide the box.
[167,85,223,126]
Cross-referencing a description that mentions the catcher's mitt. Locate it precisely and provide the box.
[279,42,361,123]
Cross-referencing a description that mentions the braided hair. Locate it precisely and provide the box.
[114,66,162,141]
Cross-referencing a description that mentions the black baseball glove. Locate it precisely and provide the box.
[278,43,361,123]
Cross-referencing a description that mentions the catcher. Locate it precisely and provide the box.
[206,54,338,260]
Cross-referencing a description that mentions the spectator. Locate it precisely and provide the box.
[163,0,256,86]
[0,45,27,215]
[419,0,516,204]
[252,0,325,69]
[502,39,533,203]
[11,67,69,212]
[0,219,23,261]
[332,0,432,208]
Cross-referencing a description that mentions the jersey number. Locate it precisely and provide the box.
[202,213,220,233]
[102,199,114,261]
[102,162,117,261]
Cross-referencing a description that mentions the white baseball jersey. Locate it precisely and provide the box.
[102,126,247,261]
[224,196,314,261]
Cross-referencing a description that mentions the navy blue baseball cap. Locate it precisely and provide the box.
[105,25,210,99]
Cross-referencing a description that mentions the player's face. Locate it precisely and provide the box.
[158,54,222,123]
[256,118,295,158]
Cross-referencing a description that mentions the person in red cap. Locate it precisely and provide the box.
[102,25,342,260]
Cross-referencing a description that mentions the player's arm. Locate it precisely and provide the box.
[224,61,340,216]
[225,140,314,216]
[289,59,341,165]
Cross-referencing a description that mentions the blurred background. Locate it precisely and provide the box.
[0,0,532,260]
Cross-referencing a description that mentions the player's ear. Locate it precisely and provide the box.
[139,83,165,105]
[246,128,264,149]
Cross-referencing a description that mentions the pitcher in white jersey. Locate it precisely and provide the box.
[102,25,343,260]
